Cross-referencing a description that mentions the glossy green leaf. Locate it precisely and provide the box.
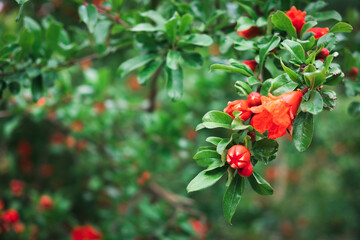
[231,118,253,131]
[140,10,166,26]
[181,52,203,68]
[300,90,324,115]
[234,81,253,96]
[313,10,341,22]
[138,61,163,85]
[118,54,157,78]
[187,167,226,193]
[223,174,244,224]
[281,40,306,63]
[179,13,194,35]
[270,74,298,95]
[178,34,213,47]
[166,66,183,101]
[206,137,223,146]
[165,15,179,46]
[131,23,159,32]
[317,33,337,51]
[78,4,98,33]
[210,64,252,77]
[248,171,274,195]
[329,22,353,33]
[259,36,281,69]
[252,139,278,164]
[271,11,297,38]
[166,50,181,70]
[201,111,233,129]
[293,112,314,152]
[280,58,302,84]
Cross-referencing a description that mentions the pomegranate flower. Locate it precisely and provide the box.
[306,27,329,39]
[286,6,306,33]
[242,60,257,73]
[224,100,252,120]
[71,225,102,240]
[2,209,20,224]
[250,91,303,139]
[237,26,260,39]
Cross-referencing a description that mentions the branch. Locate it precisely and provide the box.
[147,64,163,112]
[96,7,131,29]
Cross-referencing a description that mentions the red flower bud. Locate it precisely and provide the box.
[242,60,258,73]
[247,92,262,107]
[350,67,359,76]
[10,180,25,197]
[316,48,329,59]
[226,145,251,170]
[237,162,253,177]
[306,27,329,39]
[2,209,20,224]
[237,26,260,40]
[224,100,252,120]
[279,91,303,117]
[286,7,306,33]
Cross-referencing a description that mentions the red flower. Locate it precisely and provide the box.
[39,195,54,211]
[350,67,359,76]
[316,48,329,59]
[227,145,253,177]
[2,209,20,224]
[189,218,208,240]
[71,225,102,240]
[17,140,32,158]
[242,60,257,72]
[250,91,303,139]
[92,0,105,6]
[10,180,25,197]
[237,26,260,39]
[306,27,329,39]
[247,92,262,107]
[224,100,252,120]
[0,200,4,210]
[286,6,306,33]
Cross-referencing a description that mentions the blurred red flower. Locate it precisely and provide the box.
[189,218,208,240]
[237,26,260,39]
[10,180,25,197]
[2,209,20,224]
[242,60,258,72]
[71,225,102,240]
[39,195,54,211]
[17,140,32,158]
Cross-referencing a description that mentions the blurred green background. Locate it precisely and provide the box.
[0,0,359,239]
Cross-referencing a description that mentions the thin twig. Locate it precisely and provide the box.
[96,7,131,29]
[147,64,163,112]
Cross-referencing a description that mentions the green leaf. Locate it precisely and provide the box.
[140,10,166,26]
[348,102,360,117]
[329,22,353,33]
[31,75,44,102]
[237,2,257,20]
[201,111,233,129]
[179,13,193,35]
[247,76,261,85]
[166,50,181,70]
[234,81,253,96]
[259,36,281,69]
[317,33,337,51]
[300,90,323,115]
[260,80,272,96]
[138,61,163,86]
[270,74,298,95]
[210,64,252,77]
[165,15,179,46]
[313,10,342,22]
[194,149,221,167]
[118,54,157,78]
[252,139,278,164]
[9,82,21,95]
[293,112,314,152]
[280,58,302,84]
[304,1,327,13]
[206,137,223,146]
[94,20,112,45]
[248,171,273,195]
[231,118,253,131]
[223,174,244,224]
[303,68,326,89]
[187,167,226,193]
[217,138,231,155]
[166,66,183,101]
[45,20,62,54]
[281,40,306,63]
[271,11,297,38]
[236,17,255,32]
[181,52,203,69]
[178,34,213,47]
[131,23,159,32]
[78,4,98,33]
[23,17,42,55]
[19,28,34,55]
[300,21,317,36]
